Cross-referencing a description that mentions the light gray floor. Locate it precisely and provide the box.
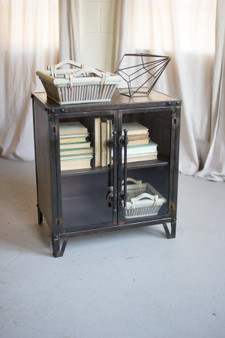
[0,157,225,338]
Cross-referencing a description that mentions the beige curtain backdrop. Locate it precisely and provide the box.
[0,0,59,160]
[114,0,225,181]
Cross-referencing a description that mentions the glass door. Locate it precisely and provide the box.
[118,109,172,223]
[58,112,117,232]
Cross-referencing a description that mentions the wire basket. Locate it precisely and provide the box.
[123,178,167,219]
[36,60,121,105]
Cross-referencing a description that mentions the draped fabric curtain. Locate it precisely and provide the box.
[114,0,225,181]
[59,0,80,61]
[197,0,225,180]
[0,0,59,160]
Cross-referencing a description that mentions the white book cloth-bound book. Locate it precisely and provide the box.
[122,122,149,135]
[60,122,88,136]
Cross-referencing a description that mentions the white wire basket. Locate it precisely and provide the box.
[122,178,167,219]
[36,60,121,105]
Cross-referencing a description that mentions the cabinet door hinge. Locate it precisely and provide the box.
[171,110,178,127]
[52,124,58,135]
[170,202,175,211]
[56,217,62,225]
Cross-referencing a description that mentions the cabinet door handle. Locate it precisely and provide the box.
[123,129,128,208]
[112,130,117,214]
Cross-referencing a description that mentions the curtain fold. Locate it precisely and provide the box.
[114,0,224,181]
[0,0,59,160]
[196,0,225,181]
[59,0,80,61]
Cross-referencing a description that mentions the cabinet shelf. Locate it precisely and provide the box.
[126,156,168,170]
[61,157,168,177]
[62,215,173,237]
[61,165,111,177]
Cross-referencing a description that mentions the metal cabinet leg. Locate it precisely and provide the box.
[37,205,43,224]
[51,234,68,257]
[163,220,176,238]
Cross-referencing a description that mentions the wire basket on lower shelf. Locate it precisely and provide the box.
[36,60,121,105]
[122,178,167,219]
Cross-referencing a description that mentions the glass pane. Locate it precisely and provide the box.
[59,115,114,172]
[61,172,113,230]
[122,167,169,221]
[59,114,114,230]
[121,110,171,221]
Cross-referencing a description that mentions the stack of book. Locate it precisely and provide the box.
[59,122,93,171]
[93,117,112,167]
[122,122,158,163]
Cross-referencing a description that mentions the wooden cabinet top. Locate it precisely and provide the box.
[32,90,181,114]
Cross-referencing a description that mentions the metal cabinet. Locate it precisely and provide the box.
[32,90,181,257]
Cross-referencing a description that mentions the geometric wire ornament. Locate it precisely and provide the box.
[115,53,171,97]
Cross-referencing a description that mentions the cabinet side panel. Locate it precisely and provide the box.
[33,101,53,229]
[169,106,181,219]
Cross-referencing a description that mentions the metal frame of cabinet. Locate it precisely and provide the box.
[32,90,181,257]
